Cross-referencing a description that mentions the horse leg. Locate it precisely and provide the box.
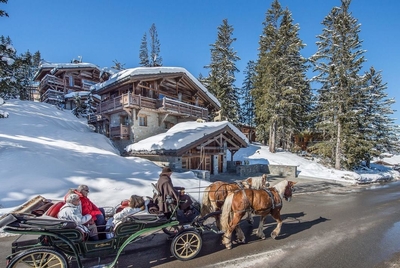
[212,203,222,231]
[256,215,267,239]
[246,212,254,225]
[270,209,282,239]
[222,228,233,250]
[235,225,246,244]
[222,212,243,249]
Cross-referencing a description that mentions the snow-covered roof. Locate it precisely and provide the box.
[33,62,101,80]
[125,121,248,153]
[38,62,100,70]
[92,66,221,108]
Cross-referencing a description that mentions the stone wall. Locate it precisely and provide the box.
[235,163,297,178]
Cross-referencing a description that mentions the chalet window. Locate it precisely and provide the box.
[121,115,130,126]
[68,76,74,87]
[139,115,147,126]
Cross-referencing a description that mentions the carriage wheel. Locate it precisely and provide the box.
[170,230,202,261]
[7,247,69,268]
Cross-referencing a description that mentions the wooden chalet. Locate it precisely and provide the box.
[238,124,256,143]
[33,61,103,107]
[88,67,221,145]
[125,121,248,175]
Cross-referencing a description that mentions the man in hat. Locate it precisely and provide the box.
[155,166,192,218]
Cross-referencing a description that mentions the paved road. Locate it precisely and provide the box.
[0,175,388,267]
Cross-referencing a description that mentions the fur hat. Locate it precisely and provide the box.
[161,166,172,173]
[66,193,80,204]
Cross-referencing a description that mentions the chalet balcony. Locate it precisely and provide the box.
[39,74,92,93]
[41,89,64,103]
[110,125,130,140]
[39,74,64,92]
[94,93,208,119]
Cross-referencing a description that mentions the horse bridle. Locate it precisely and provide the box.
[283,182,295,201]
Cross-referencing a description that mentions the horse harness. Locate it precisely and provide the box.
[234,187,282,215]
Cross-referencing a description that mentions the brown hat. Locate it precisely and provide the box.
[161,166,172,173]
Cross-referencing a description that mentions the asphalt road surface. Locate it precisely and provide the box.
[1,177,400,268]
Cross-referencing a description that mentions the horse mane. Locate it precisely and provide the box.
[200,185,212,216]
[243,174,267,190]
[272,180,288,198]
[220,192,234,232]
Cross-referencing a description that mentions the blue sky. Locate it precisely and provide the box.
[2,0,399,124]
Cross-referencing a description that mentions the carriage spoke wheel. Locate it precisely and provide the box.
[170,230,202,261]
[7,248,68,268]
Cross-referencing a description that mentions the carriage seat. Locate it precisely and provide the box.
[45,201,65,218]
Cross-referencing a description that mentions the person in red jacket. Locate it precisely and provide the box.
[74,185,106,231]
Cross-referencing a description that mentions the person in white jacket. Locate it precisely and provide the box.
[58,193,99,240]
[105,195,150,238]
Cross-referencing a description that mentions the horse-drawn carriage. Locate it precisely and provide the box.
[0,176,296,267]
[0,189,221,268]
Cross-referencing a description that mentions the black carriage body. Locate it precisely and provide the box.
[1,195,210,268]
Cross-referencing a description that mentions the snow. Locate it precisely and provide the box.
[0,99,399,236]
[125,121,248,152]
[91,66,221,107]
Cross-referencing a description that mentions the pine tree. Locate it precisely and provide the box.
[16,50,41,100]
[239,60,256,128]
[204,19,240,125]
[0,36,18,99]
[139,33,150,67]
[361,67,397,155]
[309,0,371,169]
[0,0,8,17]
[112,59,125,71]
[253,0,311,152]
[149,23,162,67]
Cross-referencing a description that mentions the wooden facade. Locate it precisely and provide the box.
[127,122,248,175]
[88,67,221,143]
[33,62,102,106]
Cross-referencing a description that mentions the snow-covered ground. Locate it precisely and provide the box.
[0,99,398,218]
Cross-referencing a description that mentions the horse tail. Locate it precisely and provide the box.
[220,192,234,232]
[201,185,212,216]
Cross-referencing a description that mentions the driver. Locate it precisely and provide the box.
[155,166,192,218]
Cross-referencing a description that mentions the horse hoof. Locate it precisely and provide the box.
[271,233,277,239]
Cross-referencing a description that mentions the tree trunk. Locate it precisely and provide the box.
[269,121,276,153]
[335,120,341,170]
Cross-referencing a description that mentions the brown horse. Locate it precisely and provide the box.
[220,180,296,249]
[201,174,268,230]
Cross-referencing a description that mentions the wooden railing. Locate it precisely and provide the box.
[94,93,207,119]
[158,97,208,118]
[40,89,64,103]
[39,74,64,92]
[110,125,129,139]
[39,74,92,92]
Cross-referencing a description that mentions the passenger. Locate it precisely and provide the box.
[155,166,193,218]
[58,193,99,241]
[112,195,150,225]
[105,195,150,238]
[73,185,106,228]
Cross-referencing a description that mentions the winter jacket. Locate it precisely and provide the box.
[58,202,98,238]
[155,173,192,213]
[112,198,150,225]
[73,190,102,221]
[57,202,92,225]
[156,173,180,213]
